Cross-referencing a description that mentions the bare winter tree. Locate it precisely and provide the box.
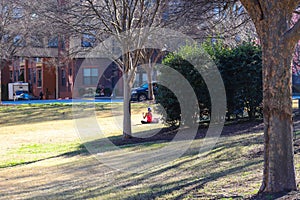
[168,0,256,45]
[87,0,168,139]
[34,0,169,139]
[19,0,79,99]
[139,48,164,101]
[0,0,35,102]
[29,0,256,138]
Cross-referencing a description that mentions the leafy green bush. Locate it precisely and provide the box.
[156,42,262,126]
[156,45,210,126]
[214,42,262,119]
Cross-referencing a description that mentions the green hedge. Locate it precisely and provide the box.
[156,42,262,126]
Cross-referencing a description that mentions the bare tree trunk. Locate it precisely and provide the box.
[259,33,297,193]
[146,64,154,101]
[123,73,132,139]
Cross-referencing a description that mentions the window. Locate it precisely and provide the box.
[31,13,38,19]
[62,69,66,86]
[13,71,17,82]
[31,35,43,47]
[37,69,42,87]
[19,70,24,82]
[33,69,36,84]
[83,68,98,85]
[28,68,32,81]
[13,35,25,46]
[60,36,66,49]
[112,39,121,55]
[162,12,169,20]
[81,34,96,47]
[13,7,23,19]
[19,57,24,62]
[48,36,58,48]
[3,34,9,43]
[34,57,42,63]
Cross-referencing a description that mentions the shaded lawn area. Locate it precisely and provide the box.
[1,104,300,199]
[0,102,147,127]
[0,132,265,199]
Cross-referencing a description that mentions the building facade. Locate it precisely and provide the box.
[2,55,123,100]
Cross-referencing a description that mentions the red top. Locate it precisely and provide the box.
[146,112,152,123]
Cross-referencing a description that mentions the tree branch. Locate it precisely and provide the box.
[284,17,300,46]
[285,0,300,21]
[240,0,264,23]
[288,0,300,15]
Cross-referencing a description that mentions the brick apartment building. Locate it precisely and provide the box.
[0,0,125,101]
[0,31,124,100]
[2,54,123,100]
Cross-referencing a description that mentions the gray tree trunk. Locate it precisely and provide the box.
[123,73,133,139]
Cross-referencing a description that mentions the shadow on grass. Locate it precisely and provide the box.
[0,144,89,169]
[23,135,264,200]
[0,103,113,126]
[2,119,265,169]
[6,117,300,199]
[15,126,266,199]
[2,116,266,172]
[121,160,262,200]
[3,115,300,199]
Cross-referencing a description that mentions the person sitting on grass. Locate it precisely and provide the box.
[141,107,153,124]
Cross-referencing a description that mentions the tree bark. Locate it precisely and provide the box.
[121,50,137,139]
[122,73,133,140]
[260,38,297,193]
[240,0,298,193]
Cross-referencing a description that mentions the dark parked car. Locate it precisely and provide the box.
[131,82,158,101]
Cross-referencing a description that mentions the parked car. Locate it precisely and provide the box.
[18,93,39,100]
[131,82,158,101]
[14,90,29,100]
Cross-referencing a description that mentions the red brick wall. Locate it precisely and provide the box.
[42,59,56,99]
[28,58,56,99]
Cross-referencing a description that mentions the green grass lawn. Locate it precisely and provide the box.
[0,103,299,199]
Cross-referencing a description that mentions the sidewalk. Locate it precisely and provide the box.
[1,97,123,105]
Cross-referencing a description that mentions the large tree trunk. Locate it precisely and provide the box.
[239,0,299,193]
[259,16,297,193]
[260,49,297,192]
